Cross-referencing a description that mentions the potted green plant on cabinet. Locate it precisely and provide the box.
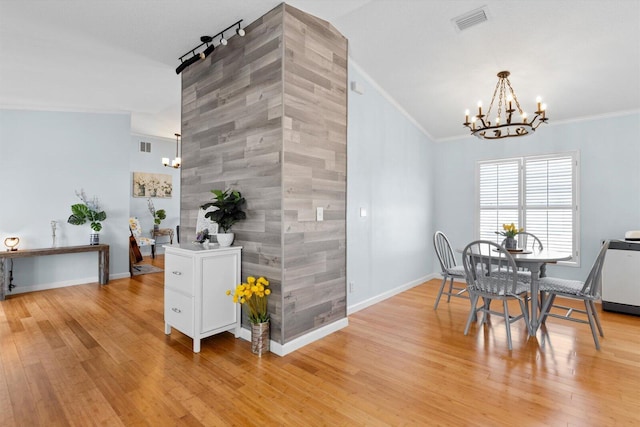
[201,189,246,247]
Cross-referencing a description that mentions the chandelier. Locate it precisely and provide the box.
[162,133,181,168]
[464,71,549,140]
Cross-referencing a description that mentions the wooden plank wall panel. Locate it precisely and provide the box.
[180,6,286,342]
[179,3,347,345]
[281,4,348,342]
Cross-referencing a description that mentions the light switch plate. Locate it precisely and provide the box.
[316,207,324,221]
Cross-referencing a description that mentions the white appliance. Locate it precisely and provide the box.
[602,239,640,315]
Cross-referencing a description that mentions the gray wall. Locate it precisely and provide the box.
[0,109,131,289]
[179,4,347,344]
[433,112,640,280]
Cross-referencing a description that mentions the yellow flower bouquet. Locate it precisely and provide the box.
[496,223,523,238]
[227,276,271,324]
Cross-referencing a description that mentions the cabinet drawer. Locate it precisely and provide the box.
[165,254,194,295]
[165,288,194,336]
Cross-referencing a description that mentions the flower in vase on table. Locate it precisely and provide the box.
[227,276,270,324]
[496,223,523,239]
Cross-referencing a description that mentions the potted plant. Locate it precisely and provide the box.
[227,276,271,355]
[496,223,523,250]
[201,189,246,247]
[147,198,166,230]
[67,189,107,245]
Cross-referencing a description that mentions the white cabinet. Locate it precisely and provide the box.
[164,244,241,352]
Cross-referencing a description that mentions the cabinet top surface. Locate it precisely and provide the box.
[164,243,242,254]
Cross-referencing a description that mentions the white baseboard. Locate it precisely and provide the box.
[347,273,439,315]
[237,317,350,357]
[8,272,131,295]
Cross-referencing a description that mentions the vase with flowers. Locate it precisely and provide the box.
[496,223,523,250]
[227,276,271,355]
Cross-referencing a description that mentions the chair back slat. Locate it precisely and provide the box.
[434,231,457,272]
[519,232,544,251]
[463,240,520,295]
[581,241,609,297]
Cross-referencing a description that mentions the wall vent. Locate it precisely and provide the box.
[452,6,489,32]
[140,141,151,153]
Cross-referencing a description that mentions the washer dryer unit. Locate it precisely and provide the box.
[602,239,640,316]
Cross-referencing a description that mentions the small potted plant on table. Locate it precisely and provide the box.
[67,189,107,245]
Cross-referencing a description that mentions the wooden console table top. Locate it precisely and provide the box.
[0,244,109,300]
[0,244,109,259]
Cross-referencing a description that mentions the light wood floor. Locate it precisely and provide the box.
[1,257,639,426]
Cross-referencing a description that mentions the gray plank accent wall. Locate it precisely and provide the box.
[281,4,347,342]
[179,3,347,345]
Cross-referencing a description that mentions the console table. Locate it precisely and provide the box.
[0,244,109,300]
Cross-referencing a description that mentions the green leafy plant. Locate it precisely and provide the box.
[147,198,166,225]
[201,189,246,233]
[68,190,107,232]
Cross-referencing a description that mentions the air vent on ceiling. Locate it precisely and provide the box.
[140,141,151,153]
[452,6,489,32]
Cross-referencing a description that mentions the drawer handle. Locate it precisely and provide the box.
[172,271,182,275]
[171,307,182,313]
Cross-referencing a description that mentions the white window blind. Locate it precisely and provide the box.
[477,152,578,264]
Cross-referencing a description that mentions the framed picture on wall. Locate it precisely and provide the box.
[132,172,173,198]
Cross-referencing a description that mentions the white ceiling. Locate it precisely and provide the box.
[1,0,639,141]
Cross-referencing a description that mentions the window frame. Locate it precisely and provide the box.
[475,151,580,267]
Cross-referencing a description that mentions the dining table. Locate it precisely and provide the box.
[458,246,572,335]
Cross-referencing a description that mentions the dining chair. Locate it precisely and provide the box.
[538,241,609,350]
[433,231,469,310]
[462,240,530,350]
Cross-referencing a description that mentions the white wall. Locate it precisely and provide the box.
[347,62,436,312]
[0,109,132,292]
[129,133,181,255]
[433,112,640,280]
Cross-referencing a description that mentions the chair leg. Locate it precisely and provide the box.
[434,276,448,310]
[589,300,605,337]
[152,244,156,259]
[446,277,454,302]
[540,293,556,324]
[518,297,531,337]
[503,300,513,350]
[584,301,601,350]
[464,294,480,336]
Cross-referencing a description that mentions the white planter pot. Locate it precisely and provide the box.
[216,233,234,247]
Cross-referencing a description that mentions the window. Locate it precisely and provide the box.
[477,152,579,265]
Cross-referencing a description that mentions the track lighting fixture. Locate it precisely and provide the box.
[175,19,244,74]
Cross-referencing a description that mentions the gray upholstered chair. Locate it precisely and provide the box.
[433,231,468,310]
[462,240,530,350]
[538,241,609,350]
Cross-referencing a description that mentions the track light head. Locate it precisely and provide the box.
[219,36,228,46]
[202,44,215,58]
[200,35,213,43]
[236,26,245,37]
